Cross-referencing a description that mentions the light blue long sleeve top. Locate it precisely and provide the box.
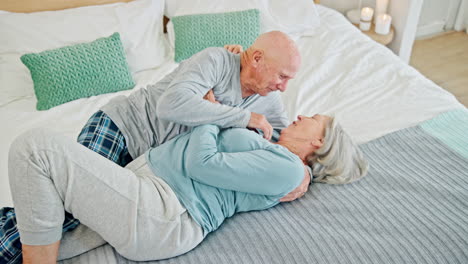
[146,125,304,235]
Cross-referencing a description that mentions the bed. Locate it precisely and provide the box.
[1,0,467,263]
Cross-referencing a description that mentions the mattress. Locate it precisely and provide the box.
[0,5,466,263]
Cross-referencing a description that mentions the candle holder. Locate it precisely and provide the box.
[346,0,362,24]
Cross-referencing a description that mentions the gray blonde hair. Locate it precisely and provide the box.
[306,117,369,184]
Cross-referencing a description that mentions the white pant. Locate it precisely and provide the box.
[9,128,203,261]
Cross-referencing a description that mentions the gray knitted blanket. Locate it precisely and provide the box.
[61,109,468,264]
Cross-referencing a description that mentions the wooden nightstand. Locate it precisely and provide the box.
[353,23,395,45]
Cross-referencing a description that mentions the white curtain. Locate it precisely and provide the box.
[454,0,468,32]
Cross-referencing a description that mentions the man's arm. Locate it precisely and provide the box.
[159,89,251,128]
[156,48,251,128]
[184,125,303,196]
[252,92,289,142]
[203,89,277,140]
[268,94,289,142]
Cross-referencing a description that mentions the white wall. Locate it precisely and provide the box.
[454,0,468,31]
[416,0,450,37]
[416,0,462,38]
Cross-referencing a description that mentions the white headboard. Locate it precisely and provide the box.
[320,0,423,63]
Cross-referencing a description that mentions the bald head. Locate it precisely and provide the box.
[239,31,301,98]
[248,31,301,68]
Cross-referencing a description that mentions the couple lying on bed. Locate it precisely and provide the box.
[3,31,368,263]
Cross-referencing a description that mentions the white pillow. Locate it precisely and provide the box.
[0,0,169,106]
[164,0,320,41]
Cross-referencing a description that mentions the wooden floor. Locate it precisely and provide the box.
[410,31,468,107]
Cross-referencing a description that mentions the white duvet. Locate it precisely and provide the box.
[0,6,463,207]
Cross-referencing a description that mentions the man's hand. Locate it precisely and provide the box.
[279,166,311,202]
[203,90,220,104]
[224,44,243,54]
[248,112,273,140]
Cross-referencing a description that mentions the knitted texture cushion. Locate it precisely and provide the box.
[21,33,135,110]
[172,9,260,62]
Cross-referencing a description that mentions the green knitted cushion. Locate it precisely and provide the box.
[172,9,260,62]
[21,33,135,110]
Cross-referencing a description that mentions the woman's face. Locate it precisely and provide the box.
[281,114,331,143]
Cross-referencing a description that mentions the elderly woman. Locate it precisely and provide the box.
[6,114,367,263]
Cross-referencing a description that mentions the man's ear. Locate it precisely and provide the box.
[251,50,263,68]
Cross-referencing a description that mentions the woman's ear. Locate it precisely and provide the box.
[311,138,323,149]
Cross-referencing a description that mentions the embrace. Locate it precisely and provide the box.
[3,31,368,263]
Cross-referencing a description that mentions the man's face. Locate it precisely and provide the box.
[253,55,300,96]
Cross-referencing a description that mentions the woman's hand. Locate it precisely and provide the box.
[203,89,220,104]
[279,166,311,202]
[224,44,243,54]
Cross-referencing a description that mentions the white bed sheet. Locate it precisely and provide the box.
[282,6,464,144]
[0,5,464,207]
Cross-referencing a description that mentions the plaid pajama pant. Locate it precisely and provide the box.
[1,110,132,263]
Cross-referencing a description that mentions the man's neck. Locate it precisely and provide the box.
[239,52,255,98]
[241,86,255,98]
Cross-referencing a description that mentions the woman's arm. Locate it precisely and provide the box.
[279,166,311,202]
[184,125,303,196]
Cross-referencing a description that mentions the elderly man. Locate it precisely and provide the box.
[78,30,301,167]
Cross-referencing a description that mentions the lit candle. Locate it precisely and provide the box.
[361,7,374,21]
[375,0,389,24]
[359,7,374,31]
[375,14,392,35]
